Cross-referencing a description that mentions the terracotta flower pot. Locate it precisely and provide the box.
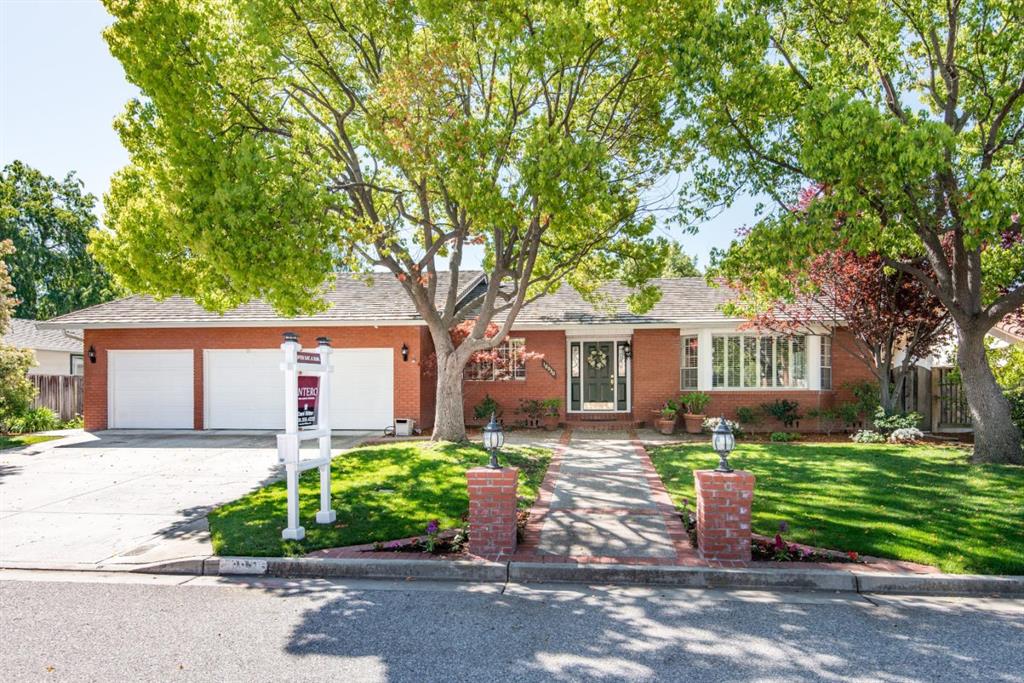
[655,417,676,435]
[683,413,705,434]
[543,415,560,431]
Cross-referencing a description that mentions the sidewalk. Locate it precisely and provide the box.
[514,430,699,565]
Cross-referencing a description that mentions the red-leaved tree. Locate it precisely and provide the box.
[746,249,950,414]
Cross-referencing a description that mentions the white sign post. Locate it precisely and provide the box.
[277,332,336,540]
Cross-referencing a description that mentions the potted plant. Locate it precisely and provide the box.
[541,398,561,431]
[680,391,710,434]
[655,404,678,435]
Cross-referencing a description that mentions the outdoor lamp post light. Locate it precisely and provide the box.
[87,345,96,364]
[401,343,409,362]
[622,341,632,360]
[482,412,505,469]
[712,416,736,473]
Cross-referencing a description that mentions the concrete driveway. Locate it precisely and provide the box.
[0,430,372,568]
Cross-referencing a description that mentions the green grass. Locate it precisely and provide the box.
[0,434,60,450]
[209,441,551,557]
[648,442,1024,575]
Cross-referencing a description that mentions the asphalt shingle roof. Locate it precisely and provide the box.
[511,278,742,325]
[39,271,486,328]
[3,318,83,352]
[38,273,746,329]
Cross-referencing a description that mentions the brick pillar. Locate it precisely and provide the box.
[466,467,519,559]
[694,470,755,563]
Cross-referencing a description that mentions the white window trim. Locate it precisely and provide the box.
[686,329,827,392]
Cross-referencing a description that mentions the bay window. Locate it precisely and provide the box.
[712,334,808,389]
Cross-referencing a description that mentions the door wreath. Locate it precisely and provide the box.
[586,347,608,370]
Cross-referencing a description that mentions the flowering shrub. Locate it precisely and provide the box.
[888,427,924,444]
[851,429,885,443]
[872,408,922,434]
[701,417,744,437]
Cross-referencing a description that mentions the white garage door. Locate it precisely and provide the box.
[108,350,194,429]
[330,348,394,430]
[205,350,285,430]
[204,348,394,430]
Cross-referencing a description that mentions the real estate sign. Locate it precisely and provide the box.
[297,375,320,429]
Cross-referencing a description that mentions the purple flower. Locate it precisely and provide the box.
[778,521,789,534]
[426,520,440,535]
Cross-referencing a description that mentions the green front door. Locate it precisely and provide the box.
[582,342,615,409]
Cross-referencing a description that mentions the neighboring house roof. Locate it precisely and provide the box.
[37,272,756,330]
[3,318,83,352]
[992,319,1024,345]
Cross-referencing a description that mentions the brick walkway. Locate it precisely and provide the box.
[514,430,701,566]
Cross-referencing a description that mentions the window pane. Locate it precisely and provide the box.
[792,336,806,387]
[511,338,526,379]
[681,335,699,389]
[727,336,741,387]
[760,336,774,387]
[712,336,725,388]
[571,343,580,378]
[775,336,790,386]
[743,337,758,388]
[820,336,832,390]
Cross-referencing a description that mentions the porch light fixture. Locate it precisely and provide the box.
[401,343,409,362]
[482,412,505,469]
[621,341,632,360]
[712,416,736,473]
[88,345,96,364]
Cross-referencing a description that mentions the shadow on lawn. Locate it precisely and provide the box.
[650,442,1024,575]
[224,579,1024,681]
[207,442,550,557]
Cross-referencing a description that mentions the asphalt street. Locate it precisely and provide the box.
[1,570,1021,682]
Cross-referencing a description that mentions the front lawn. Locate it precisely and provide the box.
[648,442,1023,575]
[209,441,551,557]
[0,434,60,450]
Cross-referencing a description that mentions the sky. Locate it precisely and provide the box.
[1,0,759,270]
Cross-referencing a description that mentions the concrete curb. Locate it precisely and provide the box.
[508,562,858,592]
[214,556,509,582]
[852,571,1024,595]
[4,558,1021,596]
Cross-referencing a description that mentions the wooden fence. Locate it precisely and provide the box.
[936,368,971,429]
[31,374,84,421]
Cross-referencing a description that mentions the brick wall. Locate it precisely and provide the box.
[631,328,683,421]
[83,325,428,431]
[461,330,567,424]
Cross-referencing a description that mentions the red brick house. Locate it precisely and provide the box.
[39,272,872,432]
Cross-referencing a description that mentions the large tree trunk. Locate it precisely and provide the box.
[431,347,468,442]
[956,326,1023,464]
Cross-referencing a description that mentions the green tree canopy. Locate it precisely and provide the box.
[661,242,701,277]
[677,0,1023,462]
[0,241,36,425]
[98,0,698,439]
[0,161,116,320]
